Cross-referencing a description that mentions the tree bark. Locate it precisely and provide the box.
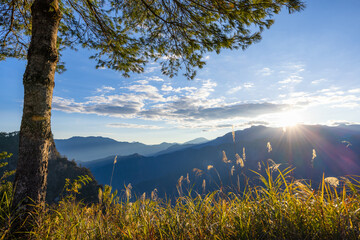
[12,0,61,223]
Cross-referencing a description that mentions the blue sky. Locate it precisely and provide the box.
[1,0,360,144]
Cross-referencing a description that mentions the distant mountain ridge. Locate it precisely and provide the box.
[83,124,360,199]
[184,137,208,145]
[153,137,209,156]
[55,136,209,162]
[55,136,175,162]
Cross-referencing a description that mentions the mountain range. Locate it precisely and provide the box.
[3,124,360,202]
[55,136,208,162]
[82,124,360,199]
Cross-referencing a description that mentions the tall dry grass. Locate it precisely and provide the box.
[1,142,360,239]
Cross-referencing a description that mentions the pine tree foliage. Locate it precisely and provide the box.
[1,0,305,78]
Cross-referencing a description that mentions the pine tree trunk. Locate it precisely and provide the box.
[12,0,61,223]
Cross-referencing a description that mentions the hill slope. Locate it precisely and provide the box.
[0,132,101,203]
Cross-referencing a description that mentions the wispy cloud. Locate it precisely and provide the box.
[199,121,269,132]
[257,67,274,76]
[278,63,305,85]
[332,102,359,109]
[349,88,360,93]
[147,76,164,82]
[202,55,210,61]
[243,83,254,88]
[125,84,165,102]
[107,123,163,129]
[145,66,161,73]
[162,84,197,93]
[173,87,197,93]
[278,75,303,84]
[327,120,360,126]
[311,78,327,84]
[135,80,149,85]
[52,97,84,113]
[96,86,115,93]
[227,86,242,94]
[139,102,289,121]
[277,88,360,109]
[227,82,254,94]
[318,87,340,93]
[53,94,144,118]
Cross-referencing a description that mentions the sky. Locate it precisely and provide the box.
[1,1,360,144]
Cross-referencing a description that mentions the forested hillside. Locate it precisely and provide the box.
[0,132,100,203]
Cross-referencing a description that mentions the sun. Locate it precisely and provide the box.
[277,111,303,129]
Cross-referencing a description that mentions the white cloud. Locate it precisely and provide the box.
[278,87,360,110]
[277,63,305,85]
[127,84,157,93]
[289,92,307,97]
[327,120,360,126]
[202,55,210,61]
[107,123,163,129]
[278,75,303,84]
[194,79,217,99]
[227,82,254,94]
[135,80,149,85]
[53,94,145,118]
[145,66,161,73]
[125,84,164,102]
[161,84,173,91]
[147,76,164,82]
[52,96,84,113]
[290,64,305,72]
[96,86,115,93]
[257,67,274,76]
[349,88,360,93]
[161,84,197,93]
[227,86,242,94]
[173,87,197,93]
[186,120,269,132]
[161,54,181,60]
[332,102,359,108]
[311,78,327,84]
[53,79,290,128]
[139,101,288,122]
[323,91,344,96]
[243,83,254,88]
[318,87,340,93]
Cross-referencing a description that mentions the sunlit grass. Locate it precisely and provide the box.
[1,147,360,239]
[2,170,360,238]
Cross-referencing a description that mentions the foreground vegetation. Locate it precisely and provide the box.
[1,150,359,239]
